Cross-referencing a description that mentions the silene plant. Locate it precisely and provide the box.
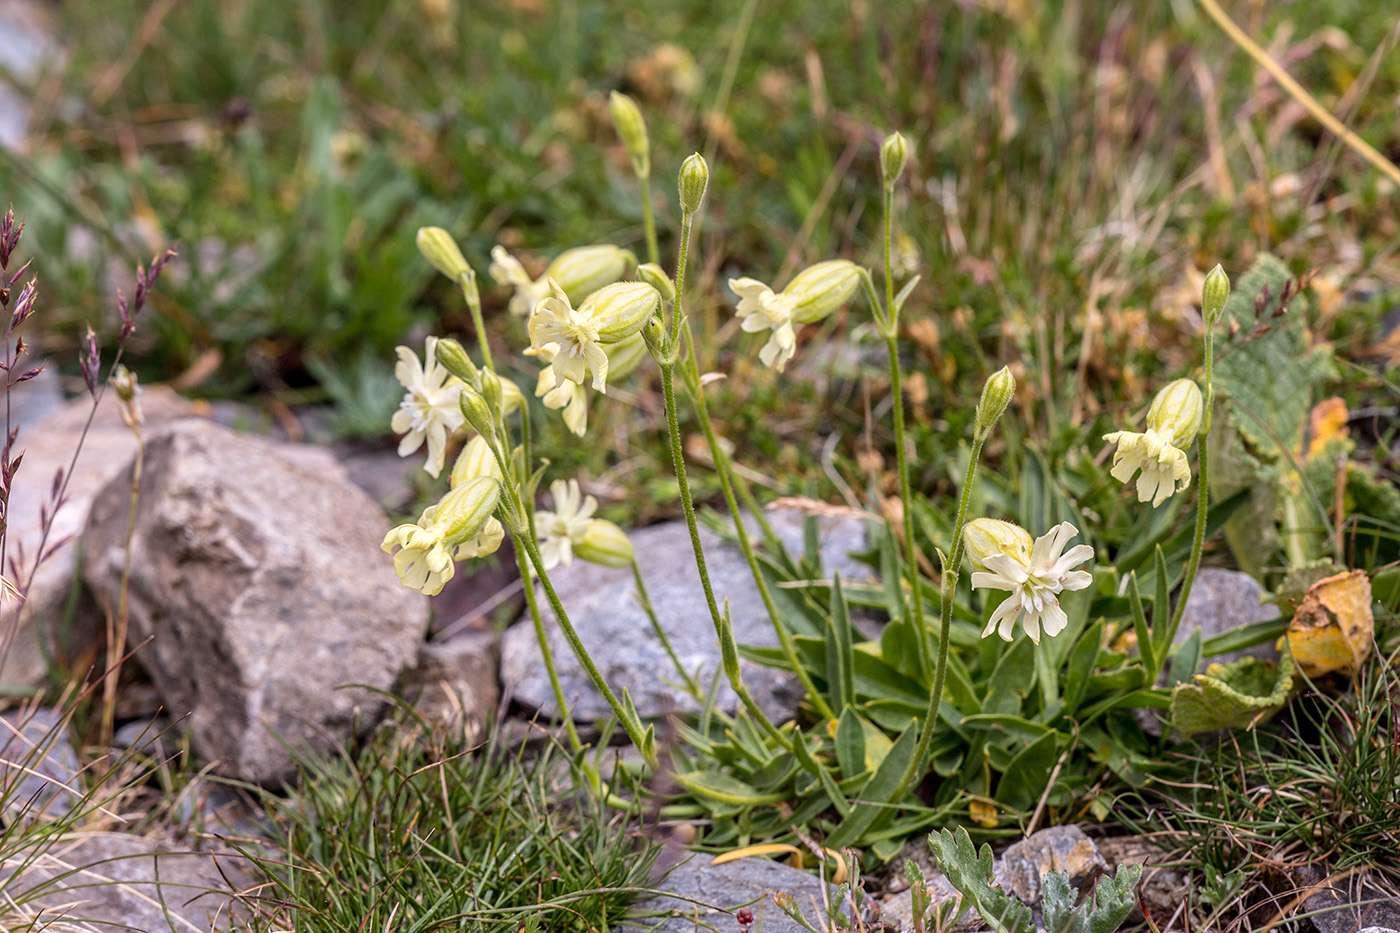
[379,91,1235,857]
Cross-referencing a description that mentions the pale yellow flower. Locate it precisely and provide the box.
[729,260,862,372]
[533,479,597,570]
[528,280,659,393]
[1103,379,1203,507]
[490,244,635,316]
[391,336,465,478]
[968,521,1094,644]
[381,477,500,595]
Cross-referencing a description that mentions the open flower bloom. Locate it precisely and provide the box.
[533,478,598,570]
[967,520,1094,645]
[382,477,501,595]
[529,280,659,393]
[729,259,862,372]
[530,332,649,437]
[1103,378,1203,507]
[490,244,635,317]
[391,336,467,478]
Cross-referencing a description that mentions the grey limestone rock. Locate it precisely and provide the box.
[402,630,499,744]
[500,510,868,722]
[628,854,840,933]
[0,706,82,822]
[82,418,429,785]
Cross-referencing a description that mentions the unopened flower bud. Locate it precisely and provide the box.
[975,366,1016,435]
[547,244,636,306]
[580,281,661,342]
[433,476,501,545]
[636,263,675,303]
[434,337,478,384]
[881,131,910,185]
[678,153,708,215]
[1146,378,1203,449]
[1202,263,1229,326]
[608,91,650,174]
[480,368,503,414]
[416,227,471,281]
[962,518,1033,572]
[450,434,500,487]
[785,259,863,324]
[575,519,634,567]
[458,385,494,436]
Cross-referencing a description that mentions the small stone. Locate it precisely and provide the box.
[500,510,867,722]
[879,869,977,933]
[1176,568,1280,667]
[0,707,81,821]
[82,418,430,785]
[0,832,253,930]
[401,630,499,744]
[1298,865,1400,933]
[996,826,1107,905]
[627,854,839,933]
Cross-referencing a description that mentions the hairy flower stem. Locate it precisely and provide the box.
[639,174,659,267]
[1168,326,1215,637]
[521,531,655,767]
[861,269,929,678]
[462,273,494,373]
[678,335,835,722]
[897,432,986,805]
[515,540,583,754]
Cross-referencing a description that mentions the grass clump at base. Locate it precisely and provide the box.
[244,716,663,932]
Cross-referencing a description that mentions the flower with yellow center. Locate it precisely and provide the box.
[729,259,862,372]
[530,332,650,437]
[965,519,1094,644]
[1103,378,1203,507]
[391,336,466,478]
[529,280,659,393]
[381,476,501,595]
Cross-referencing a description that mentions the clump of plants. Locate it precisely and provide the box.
[370,89,1370,878]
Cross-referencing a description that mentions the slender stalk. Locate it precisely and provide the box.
[1168,327,1215,636]
[515,539,583,754]
[520,531,655,766]
[461,273,494,372]
[101,431,142,744]
[639,173,659,267]
[893,432,986,804]
[631,559,701,701]
[678,332,835,721]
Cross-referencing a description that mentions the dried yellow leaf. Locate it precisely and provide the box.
[1286,570,1373,678]
[969,797,999,828]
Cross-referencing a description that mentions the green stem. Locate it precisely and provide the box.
[894,432,987,804]
[639,173,659,267]
[520,532,655,767]
[1168,329,1215,636]
[103,430,143,745]
[658,359,788,746]
[679,332,835,722]
[631,558,702,701]
[515,539,583,754]
[462,273,494,372]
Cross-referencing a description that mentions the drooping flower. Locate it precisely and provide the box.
[382,476,501,595]
[533,479,598,570]
[1103,378,1203,507]
[490,244,635,317]
[531,331,650,437]
[391,336,466,478]
[729,259,862,372]
[528,280,659,393]
[966,520,1094,645]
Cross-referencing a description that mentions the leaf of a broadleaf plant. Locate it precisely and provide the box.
[929,828,1034,933]
[1286,569,1373,678]
[1169,652,1294,737]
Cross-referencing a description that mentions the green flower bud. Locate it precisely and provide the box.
[574,519,634,568]
[678,152,708,215]
[434,337,479,384]
[975,365,1016,435]
[547,244,636,306]
[450,435,500,487]
[608,91,650,174]
[458,385,494,437]
[479,369,504,416]
[499,377,523,417]
[881,131,910,185]
[785,259,863,324]
[416,227,471,281]
[1146,378,1203,449]
[580,281,661,343]
[1202,263,1230,326]
[636,263,676,303]
[432,476,501,546]
[962,517,1033,572]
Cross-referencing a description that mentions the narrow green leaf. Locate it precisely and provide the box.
[1149,545,1171,667]
[824,573,856,712]
[1061,618,1103,716]
[1127,571,1156,680]
[671,771,787,807]
[825,721,918,848]
[835,707,866,778]
[1168,628,1202,687]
